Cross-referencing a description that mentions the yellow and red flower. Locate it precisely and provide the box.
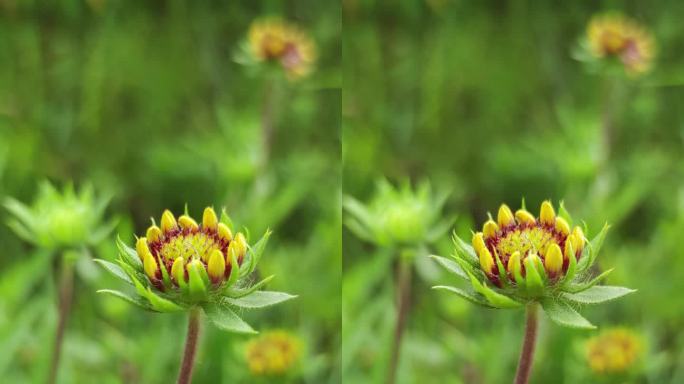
[585,328,642,374]
[248,18,316,80]
[245,330,302,376]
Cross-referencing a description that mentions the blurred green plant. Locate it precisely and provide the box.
[97,206,295,384]
[433,200,635,384]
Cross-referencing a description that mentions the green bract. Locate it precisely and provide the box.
[433,200,635,329]
[343,179,452,248]
[4,181,116,250]
[96,206,295,334]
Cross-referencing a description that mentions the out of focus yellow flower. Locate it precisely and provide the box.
[245,330,302,376]
[248,18,316,80]
[585,328,642,374]
[587,13,655,76]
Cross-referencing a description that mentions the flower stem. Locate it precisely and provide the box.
[47,260,74,384]
[514,303,539,384]
[177,308,201,384]
[387,258,412,384]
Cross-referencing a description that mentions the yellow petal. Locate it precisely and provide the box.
[207,250,226,283]
[146,225,163,243]
[472,232,486,255]
[544,243,563,275]
[564,235,574,260]
[507,251,521,274]
[218,223,233,242]
[478,247,494,274]
[497,204,515,227]
[143,251,159,279]
[482,220,499,240]
[571,226,586,251]
[171,257,186,285]
[555,217,570,236]
[135,237,149,261]
[178,215,199,231]
[228,232,248,261]
[202,207,219,231]
[160,210,178,234]
[540,201,555,225]
[515,209,536,225]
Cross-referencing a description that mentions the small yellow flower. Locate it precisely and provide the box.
[587,13,655,75]
[248,18,317,80]
[585,328,642,374]
[245,330,302,376]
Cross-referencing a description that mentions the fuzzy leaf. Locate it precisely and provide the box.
[225,275,275,298]
[144,287,185,312]
[541,298,596,329]
[116,235,142,269]
[562,285,635,304]
[97,289,152,311]
[203,301,257,334]
[246,229,271,275]
[452,233,478,264]
[432,285,494,308]
[566,268,614,293]
[94,259,132,284]
[577,223,609,272]
[466,270,522,309]
[224,291,296,309]
[430,255,468,280]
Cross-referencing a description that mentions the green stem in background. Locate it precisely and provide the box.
[177,308,201,384]
[387,258,412,384]
[514,303,539,384]
[47,259,74,384]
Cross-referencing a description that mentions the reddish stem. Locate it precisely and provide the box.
[177,308,201,384]
[387,259,412,384]
[514,303,539,384]
[47,260,74,384]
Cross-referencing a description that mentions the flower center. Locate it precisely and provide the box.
[487,224,567,266]
[149,227,229,265]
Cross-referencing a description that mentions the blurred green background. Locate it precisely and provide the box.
[0,1,340,383]
[343,1,684,383]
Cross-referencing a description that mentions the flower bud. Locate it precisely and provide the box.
[146,225,163,243]
[171,257,186,286]
[203,207,219,232]
[555,217,570,236]
[540,201,555,225]
[178,215,199,231]
[478,247,494,274]
[208,250,226,283]
[143,251,159,280]
[507,251,524,284]
[229,232,248,262]
[482,220,499,240]
[515,209,536,225]
[187,258,208,298]
[218,222,233,242]
[544,243,563,276]
[571,226,585,251]
[472,232,486,255]
[497,204,515,228]
[136,237,149,261]
[523,254,544,293]
[160,210,178,234]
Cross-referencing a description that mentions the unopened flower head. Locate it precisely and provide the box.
[248,18,316,80]
[474,201,583,288]
[4,181,115,250]
[585,328,642,374]
[586,13,655,75]
[343,179,450,247]
[245,330,302,376]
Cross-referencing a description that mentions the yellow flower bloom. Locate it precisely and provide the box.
[585,328,642,374]
[587,13,655,75]
[248,18,317,80]
[245,330,302,376]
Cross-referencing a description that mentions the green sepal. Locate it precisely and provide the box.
[492,249,510,288]
[562,285,635,304]
[224,291,296,309]
[203,300,257,334]
[244,229,271,276]
[187,260,208,300]
[432,285,494,308]
[94,259,132,285]
[452,233,478,266]
[144,287,185,312]
[116,235,142,269]
[523,256,544,296]
[560,243,577,286]
[564,268,614,293]
[429,254,468,280]
[532,254,548,283]
[97,289,153,311]
[577,223,609,273]
[558,200,573,226]
[227,250,240,287]
[540,298,596,329]
[465,269,522,309]
[225,275,275,298]
[220,208,234,232]
[157,255,172,289]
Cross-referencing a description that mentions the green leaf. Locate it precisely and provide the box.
[246,229,271,275]
[203,301,257,334]
[566,268,614,293]
[541,298,596,329]
[225,275,275,298]
[430,255,468,280]
[465,270,522,309]
[432,285,494,308]
[577,223,609,272]
[94,259,132,284]
[3,197,36,228]
[452,233,478,264]
[562,285,636,304]
[116,235,142,269]
[144,287,185,312]
[97,289,151,311]
[224,291,296,308]
[220,208,234,232]
[558,201,573,226]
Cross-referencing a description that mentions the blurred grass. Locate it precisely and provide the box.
[0,1,340,383]
[343,1,684,383]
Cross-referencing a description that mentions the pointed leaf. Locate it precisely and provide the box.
[97,289,152,311]
[430,255,468,280]
[541,298,596,329]
[566,268,614,293]
[246,229,271,275]
[432,285,494,308]
[225,275,275,298]
[562,285,635,304]
[116,235,142,269]
[466,270,522,309]
[144,287,185,312]
[224,291,296,308]
[203,301,257,334]
[94,259,132,284]
[577,223,609,272]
